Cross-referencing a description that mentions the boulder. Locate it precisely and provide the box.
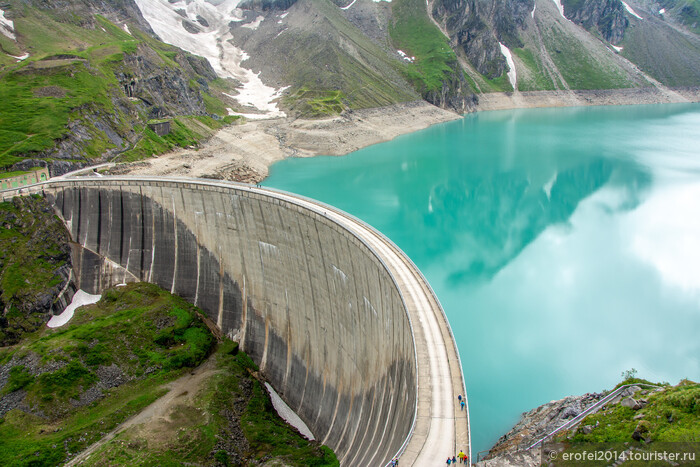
[632,420,650,442]
[620,397,637,408]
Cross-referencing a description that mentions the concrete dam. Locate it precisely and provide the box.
[3,177,469,465]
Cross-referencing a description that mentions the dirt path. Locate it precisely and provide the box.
[66,356,222,466]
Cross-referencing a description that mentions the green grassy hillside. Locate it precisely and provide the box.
[267,0,418,115]
[550,377,700,464]
[0,3,234,173]
[0,282,338,466]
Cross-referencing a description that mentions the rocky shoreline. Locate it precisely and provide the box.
[479,384,667,466]
[475,87,700,111]
[115,87,700,182]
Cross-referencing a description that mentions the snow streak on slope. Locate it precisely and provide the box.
[0,8,16,40]
[499,42,517,90]
[134,0,286,118]
[10,53,29,61]
[552,0,566,19]
[621,1,643,19]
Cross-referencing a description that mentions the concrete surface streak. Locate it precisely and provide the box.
[5,178,469,465]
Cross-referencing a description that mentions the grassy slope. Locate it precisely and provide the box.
[86,339,338,466]
[658,0,700,35]
[389,0,467,93]
[0,6,232,169]
[0,283,214,466]
[619,17,700,87]
[117,115,239,163]
[553,378,700,463]
[512,47,558,91]
[538,19,633,90]
[0,283,338,466]
[276,0,417,116]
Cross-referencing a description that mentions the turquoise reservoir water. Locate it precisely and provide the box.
[263,104,700,455]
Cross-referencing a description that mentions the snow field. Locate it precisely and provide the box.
[133,0,287,118]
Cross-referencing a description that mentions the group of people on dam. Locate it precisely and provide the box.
[446,450,469,464]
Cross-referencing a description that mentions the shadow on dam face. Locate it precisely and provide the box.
[10,177,469,466]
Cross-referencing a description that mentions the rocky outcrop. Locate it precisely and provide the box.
[2,0,223,176]
[21,0,156,35]
[119,44,216,117]
[562,0,629,44]
[432,0,506,78]
[485,392,606,458]
[238,0,298,11]
[423,69,479,112]
[0,196,75,346]
[432,0,533,78]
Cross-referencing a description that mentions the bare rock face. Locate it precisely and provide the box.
[432,0,534,79]
[484,392,606,459]
[432,0,506,78]
[562,0,629,44]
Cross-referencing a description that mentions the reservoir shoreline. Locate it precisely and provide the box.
[116,87,700,181]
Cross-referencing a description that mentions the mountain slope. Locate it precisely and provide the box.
[1,0,700,175]
[0,0,237,175]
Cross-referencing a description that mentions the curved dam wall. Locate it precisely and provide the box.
[41,178,417,466]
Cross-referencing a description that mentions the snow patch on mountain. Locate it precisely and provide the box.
[0,8,16,40]
[621,1,643,19]
[397,50,415,63]
[133,0,286,118]
[499,42,517,90]
[552,0,566,19]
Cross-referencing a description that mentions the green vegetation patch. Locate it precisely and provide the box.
[285,88,347,117]
[0,167,44,180]
[551,377,700,464]
[0,10,141,169]
[390,0,459,94]
[512,47,556,91]
[0,195,71,345]
[541,23,632,90]
[1,7,235,170]
[117,116,232,163]
[79,339,338,466]
[0,59,116,167]
[0,282,215,466]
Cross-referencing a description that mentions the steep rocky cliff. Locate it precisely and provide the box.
[0,196,74,345]
[563,0,629,44]
[432,0,507,78]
